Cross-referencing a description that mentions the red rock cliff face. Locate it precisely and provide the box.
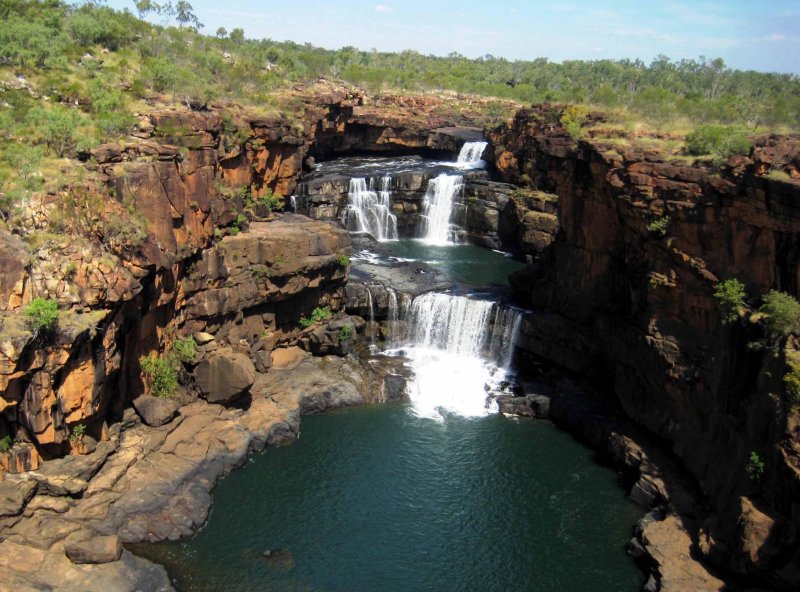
[491,107,800,587]
[0,85,504,467]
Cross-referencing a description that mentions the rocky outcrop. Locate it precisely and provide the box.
[491,106,800,588]
[462,181,558,257]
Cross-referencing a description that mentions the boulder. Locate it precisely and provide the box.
[194,349,255,404]
[132,395,181,427]
[0,479,37,518]
[65,534,123,564]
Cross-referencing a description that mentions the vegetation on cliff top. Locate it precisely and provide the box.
[0,1,798,234]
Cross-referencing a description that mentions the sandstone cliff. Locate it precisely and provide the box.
[490,106,800,589]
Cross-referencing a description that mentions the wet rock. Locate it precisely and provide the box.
[65,534,123,564]
[194,349,256,404]
[527,394,551,418]
[261,548,294,571]
[132,395,180,427]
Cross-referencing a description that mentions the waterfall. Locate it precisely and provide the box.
[289,195,297,212]
[455,141,487,167]
[366,285,375,346]
[401,292,524,419]
[345,176,398,241]
[418,174,463,245]
[387,288,398,347]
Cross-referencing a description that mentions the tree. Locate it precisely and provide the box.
[26,106,87,158]
[215,26,227,38]
[175,1,202,29]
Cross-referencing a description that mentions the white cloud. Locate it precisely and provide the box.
[374,4,393,12]
[765,33,787,42]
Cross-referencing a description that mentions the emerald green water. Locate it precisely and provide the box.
[386,239,526,288]
[138,406,643,592]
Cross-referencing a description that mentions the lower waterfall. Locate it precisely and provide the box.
[397,292,523,420]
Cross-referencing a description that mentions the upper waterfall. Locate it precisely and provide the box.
[344,176,398,241]
[453,141,488,169]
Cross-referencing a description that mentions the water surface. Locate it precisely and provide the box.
[137,406,643,592]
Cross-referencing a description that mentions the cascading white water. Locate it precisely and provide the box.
[418,174,463,245]
[345,176,398,241]
[400,292,523,419]
[454,141,488,167]
[289,195,297,211]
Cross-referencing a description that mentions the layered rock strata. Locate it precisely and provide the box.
[491,106,800,589]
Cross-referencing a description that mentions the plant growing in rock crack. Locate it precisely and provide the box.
[23,297,60,336]
[139,353,179,398]
[647,216,671,237]
[336,254,350,267]
[251,266,272,280]
[172,337,197,364]
[759,291,800,339]
[69,423,87,442]
[746,451,765,483]
[339,325,352,341]
[713,278,747,325]
[299,306,332,328]
[230,214,247,235]
[0,435,13,452]
[784,359,800,407]
[256,189,284,212]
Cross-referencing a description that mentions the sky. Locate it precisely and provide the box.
[105,0,800,74]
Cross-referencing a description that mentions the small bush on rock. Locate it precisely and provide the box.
[784,359,800,407]
[685,125,752,159]
[0,435,13,452]
[647,216,671,237]
[713,279,747,325]
[69,423,86,442]
[139,353,178,398]
[173,336,197,363]
[336,254,350,267]
[299,306,332,328]
[746,451,765,483]
[24,297,59,334]
[759,291,800,339]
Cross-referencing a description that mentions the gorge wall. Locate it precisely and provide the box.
[490,106,800,589]
[1,83,799,590]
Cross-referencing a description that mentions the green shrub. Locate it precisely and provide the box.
[647,216,671,237]
[24,297,59,334]
[69,423,86,442]
[714,279,747,325]
[173,336,197,363]
[784,359,800,407]
[0,434,13,452]
[560,105,588,140]
[336,254,350,267]
[139,353,178,398]
[299,306,332,328]
[26,106,88,158]
[759,291,800,338]
[685,125,752,159]
[746,451,765,482]
[256,189,284,212]
[339,325,351,341]
[231,213,247,234]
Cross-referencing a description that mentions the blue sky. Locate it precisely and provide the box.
[106,0,800,74]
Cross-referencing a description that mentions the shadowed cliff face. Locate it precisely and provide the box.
[490,106,800,588]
